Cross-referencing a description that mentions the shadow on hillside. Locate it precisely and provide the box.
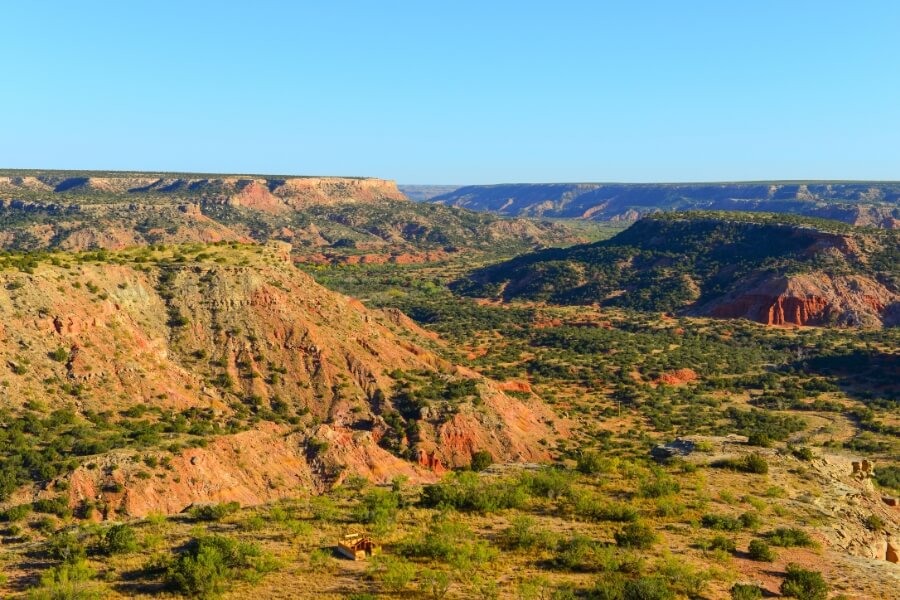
[794,349,899,403]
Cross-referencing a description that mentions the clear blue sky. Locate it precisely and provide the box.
[2,1,898,184]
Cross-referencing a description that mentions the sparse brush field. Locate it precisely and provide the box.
[0,232,897,599]
[1,450,883,599]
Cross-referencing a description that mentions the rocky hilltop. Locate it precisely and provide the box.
[0,242,559,517]
[0,170,576,254]
[430,181,900,228]
[457,212,900,327]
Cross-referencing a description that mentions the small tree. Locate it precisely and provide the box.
[370,555,415,592]
[615,521,657,549]
[419,569,451,600]
[470,451,493,472]
[576,451,607,475]
[101,524,138,555]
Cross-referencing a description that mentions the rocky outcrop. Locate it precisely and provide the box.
[797,454,900,565]
[654,368,699,385]
[705,273,897,327]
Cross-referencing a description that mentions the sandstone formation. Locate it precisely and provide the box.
[706,273,898,327]
[653,368,699,386]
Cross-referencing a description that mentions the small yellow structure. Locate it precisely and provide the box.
[337,532,380,560]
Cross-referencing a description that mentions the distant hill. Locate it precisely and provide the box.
[0,170,576,256]
[398,184,461,202]
[430,182,900,228]
[456,212,900,328]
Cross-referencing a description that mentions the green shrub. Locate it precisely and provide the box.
[701,514,742,531]
[714,453,769,474]
[33,496,72,518]
[874,465,900,492]
[470,450,493,472]
[780,564,828,600]
[591,577,625,600]
[307,548,334,573]
[614,522,657,549]
[518,468,575,500]
[369,555,415,592]
[577,451,611,475]
[27,558,98,600]
[730,583,763,600]
[353,489,400,533]
[573,494,638,523]
[864,515,885,531]
[400,516,496,571]
[46,531,88,564]
[747,539,775,562]
[746,432,771,448]
[708,535,736,553]
[420,472,527,513]
[738,511,761,530]
[554,536,632,573]
[767,527,814,548]
[100,524,138,555]
[654,497,685,518]
[190,502,240,522]
[309,496,340,522]
[638,473,680,498]
[165,535,275,599]
[498,515,555,551]
[792,446,814,461]
[418,568,452,600]
[1,504,31,522]
[48,347,70,363]
[623,576,674,600]
[656,556,708,597]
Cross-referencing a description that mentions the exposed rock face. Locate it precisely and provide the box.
[654,368,698,385]
[706,274,897,327]
[0,243,560,516]
[498,380,534,394]
[800,454,900,565]
[888,541,899,563]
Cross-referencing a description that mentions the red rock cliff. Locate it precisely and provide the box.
[705,273,896,327]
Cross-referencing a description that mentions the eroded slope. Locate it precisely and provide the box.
[0,242,559,517]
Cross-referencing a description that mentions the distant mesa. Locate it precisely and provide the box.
[0,170,576,254]
[428,181,900,228]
